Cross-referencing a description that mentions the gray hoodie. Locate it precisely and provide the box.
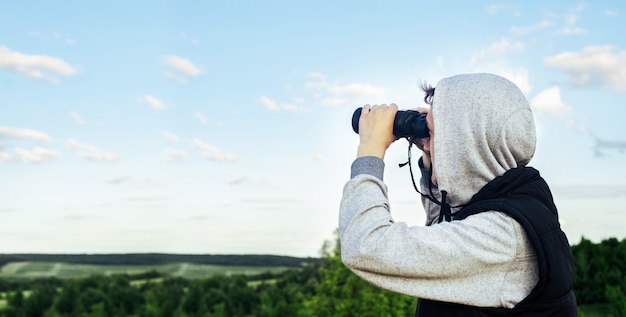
[339,73,539,308]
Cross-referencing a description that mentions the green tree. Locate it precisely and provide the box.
[301,237,416,317]
[22,284,56,317]
[108,275,143,315]
[182,283,207,317]
[53,281,82,317]
[78,288,113,316]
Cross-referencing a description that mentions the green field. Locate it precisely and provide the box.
[0,261,291,279]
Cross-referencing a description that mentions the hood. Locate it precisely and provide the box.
[431,73,536,208]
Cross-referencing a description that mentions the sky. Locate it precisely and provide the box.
[1,1,625,258]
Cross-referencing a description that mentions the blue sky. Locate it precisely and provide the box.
[1,1,625,257]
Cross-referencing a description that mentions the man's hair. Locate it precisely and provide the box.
[420,82,435,105]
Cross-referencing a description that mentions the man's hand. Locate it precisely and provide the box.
[357,103,398,159]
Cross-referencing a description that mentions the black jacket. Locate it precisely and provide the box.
[416,167,577,316]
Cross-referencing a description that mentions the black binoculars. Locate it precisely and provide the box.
[351,107,429,139]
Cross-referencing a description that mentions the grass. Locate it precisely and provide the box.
[0,261,291,280]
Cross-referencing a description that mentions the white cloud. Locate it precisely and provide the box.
[530,86,573,117]
[499,68,532,95]
[436,55,445,70]
[470,38,524,65]
[69,111,86,125]
[141,95,167,110]
[305,72,326,79]
[163,132,180,142]
[190,139,219,152]
[0,126,51,142]
[166,148,188,162]
[78,151,118,162]
[544,45,626,91]
[557,9,588,35]
[65,139,118,162]
[164,55,201,76]
[180,32,201,45]
[29,31,75,45]
[469,67,532,95]
[486,3,506,15]
[0,152,12,162]
[202,151,237,162]
[191,138,237,163]
[0,46,76,83]
[259,75,387,111]
[314,154,327,161]
[14,147,60,163]
[259,96,301,112]
[195,112,208,125]
[605,9,620,17]
[511,19,552,36]
[165,72,187,84]
[305,81,386,106]
[558,27,587,35]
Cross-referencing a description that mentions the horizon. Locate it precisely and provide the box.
[2,1,626,257]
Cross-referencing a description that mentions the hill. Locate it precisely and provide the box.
[0,253,309,268]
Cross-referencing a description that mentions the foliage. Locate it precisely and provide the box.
[571,237,626,316]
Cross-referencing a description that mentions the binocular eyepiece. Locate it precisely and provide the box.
[351,107,429,139]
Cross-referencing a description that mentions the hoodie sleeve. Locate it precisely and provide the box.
[339,156,537,308]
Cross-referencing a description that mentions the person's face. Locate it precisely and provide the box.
[424,108,437,185]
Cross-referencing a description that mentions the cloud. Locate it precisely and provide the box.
[605,9,620,17]
[164,56,201,75]
[106,176,131,185]
[305,80,386,106]
[69,111,86,125]
[544,45,626,91]
[163,132,180,142]
[165,73,187,84]
[305,72,326,79]
[314,154,327,161]
[530,86,573,117]
[166,148,188,162]
[0,46,76,83]
[226,177,247,185]
[259,74,387,111]
[164,55,201,84]
[65,139,118,162]
[470,38,524,66]
[558,26,587,35]
[179,32,201,45]
[195,112,208,125]
[259,96,301,112]
[511,19,552,36]
[0,126,51,142]
[191,138,237,162]
[141,95,167,110]
[28,31,76,45]
[486,3,506,15]
[557,7,588,35]
[0,152,12,162]
[202,152,237,162]
[14,147,60,163]
[499,68,532,95]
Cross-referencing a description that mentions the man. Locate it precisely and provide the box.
[339,73,577,316]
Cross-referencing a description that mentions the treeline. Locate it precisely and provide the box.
[0,249,416,317]
[571,237,626,315]
[0,237,624,317]
[0,254,307,268]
